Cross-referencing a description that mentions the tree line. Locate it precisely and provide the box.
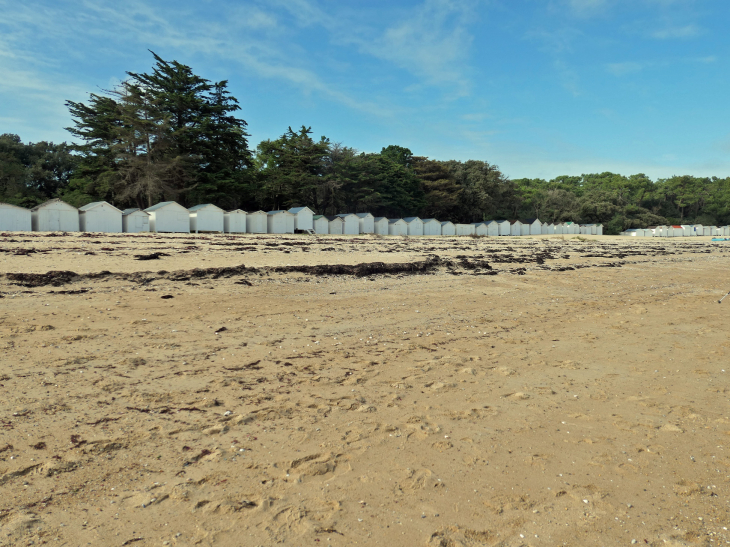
[1,53,729,234]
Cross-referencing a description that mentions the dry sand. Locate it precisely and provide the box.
[1,232,729,546]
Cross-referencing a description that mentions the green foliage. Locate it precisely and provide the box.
[0,133,77,206]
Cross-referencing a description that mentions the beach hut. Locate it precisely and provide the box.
[189,204,224,233]
[246,210,267,234]
[510,220,522,236]
[440,221,456,236]
[224,210,247,233]
[267,210,295,234]
[521,218,542,235]
[680,225,693,237]
[122,209,149,233]
[403,217,424,236]
[595,223,603,236]
[313,215,329,235]
[546,223,556,235]
[388,218,408,236]
[373,216,389,235]
[722,226,730,236]
[472,222,489,236]
[31,199,79,232]
[79,201,123,233]
[355,213,375,234]
[422,218,441,235]
[702,226,712,236]
[288,206,314,231]
[540,222,549,235]
[337,213,360,235]
[492,220,509,236]
[455,223,476,236]
[0,203,31,231]
[484,220,500,236]
[145,201,190,233]
[327,215,344,235]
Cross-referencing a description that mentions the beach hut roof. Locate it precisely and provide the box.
[289,206,312,213]
[225,209,246,214]
[422,218,439,223]
[126,208,149,216]
[521,218,540,224]
[509,220,521,225]
[189,203,222,212]
[267,210,291,215]
[470,221,487,226]
[374,216,387,221]
[389,219,405,224]
[325,215,342,221]
[356,212,373,218]
[313,215,324,220]
[79,201,122,213]
[0,202,30,211]
[441,220,454,226]
[31,198,76,212]
[402,217,421,223]
[145,201,183,212]
[336,213,356,218]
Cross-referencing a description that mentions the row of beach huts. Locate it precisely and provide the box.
[621,225,730,237]
[0,199,604,236]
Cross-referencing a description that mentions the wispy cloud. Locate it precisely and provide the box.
[650,24,702,39]
[606,61,644,76]
[564,0,608,17]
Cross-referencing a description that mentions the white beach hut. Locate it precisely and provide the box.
[540,222,549,235]
[403,217,424,236]
[455,223,476,236]
[224,210,247,233]
[337,213,360,235]
[79,201,123,233]
[521,218,542,235]
[422,218,441,235]
[493,220,510,236]
[122,209,150,233]
[326,215,344,235]
[472,222,489,236]
[267,210,295,234]
[189,204,224,233]
[355,213,375,234]
[510,220,522,236]
[440,221,456,236]
[483,220,500,236]
[288,206,314,231]
[388,218,408,236]
[373,216,389,235]
[0,203,31,232]
[31,199,79,232]
[595,223,603,236]
[145,201,190,233]
[546,223,556,235]
[246,210,268,234]
[313,215,329,235]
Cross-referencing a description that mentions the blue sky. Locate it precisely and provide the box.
[1,0,728,180]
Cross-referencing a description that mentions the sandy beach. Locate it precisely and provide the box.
[1,232,729,546]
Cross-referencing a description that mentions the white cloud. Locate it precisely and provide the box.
[650,24,702,39]
[564,0,608,17]
[606,61,644,76]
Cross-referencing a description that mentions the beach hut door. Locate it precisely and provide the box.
[48,209,60,231]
